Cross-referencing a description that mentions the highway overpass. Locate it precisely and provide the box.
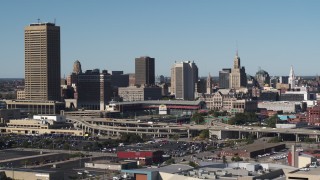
[66,116,320,142]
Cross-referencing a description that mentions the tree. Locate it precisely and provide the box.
[189,161,198,168]
[199,129,209,139]
[228,112,258,125]
[303,137,316,143]
[231,156,243,162]
[229,113,247,125]
[268,137,281,143]
[211,110,228,117]
[222,155,227,164]
[172,134,180,141]
[246,134,255,144]
[165,158,175,165]
[120,133,143,143]
[266,115,278,128]
[191,112,205,124]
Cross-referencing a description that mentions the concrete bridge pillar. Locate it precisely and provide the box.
[187,129,190,138]
[239,131,241,139]
[256,132,260,139]
[295,134,300,142]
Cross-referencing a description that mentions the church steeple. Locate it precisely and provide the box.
[288,66,295,88]
[206,73,212,94]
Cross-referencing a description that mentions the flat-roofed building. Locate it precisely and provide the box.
[16,90,25,100]
[118,86,162,101]
[0,109,21,124]
[24,22,61,101]
[0,118,84,136]
[135,56,155,86]
[219,68,231,89]
[85,160,137,171]
[77,69,112,110]
[258,101,302,113]
[171,61,198,100]
[307,105,320,125]
[110,71,129,88]
[1,169,61,180]
[285,167,320,180]
[5,100,64,115]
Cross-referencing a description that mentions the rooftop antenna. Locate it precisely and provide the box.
[37,18,40,23]
[54,18,56,25]
[236,40,239,56]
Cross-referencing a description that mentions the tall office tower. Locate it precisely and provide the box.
[77,69,111,110]
[196,79,206,94]
[171,61,198,100]
[219,68,231,89]
[110,71,129,88]
[229,51,247,89]
[135,56,155,86]
[67,60,82,86]
[279,76,289,84]
[73,60,82,75]
[24,22,61,101]
[288,66,296,89]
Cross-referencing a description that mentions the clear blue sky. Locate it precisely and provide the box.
[1,0,320,78]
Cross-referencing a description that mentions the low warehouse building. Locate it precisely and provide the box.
[85,160,137,171]
[220,143,286,158]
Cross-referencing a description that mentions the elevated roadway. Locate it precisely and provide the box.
[66,116,320,142]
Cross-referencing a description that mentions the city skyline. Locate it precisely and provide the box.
[1,1,320,78]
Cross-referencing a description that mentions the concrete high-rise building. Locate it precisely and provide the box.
[229,52,247,89]
[77,69,112,110]
[279,76,289,84]
[171,61,198,100]
[24,22,61,101]
[288,66,296,89]
[128,73,136,86]
[110,71,129,88]
[135,56,155,86]
[219,68,231,89]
